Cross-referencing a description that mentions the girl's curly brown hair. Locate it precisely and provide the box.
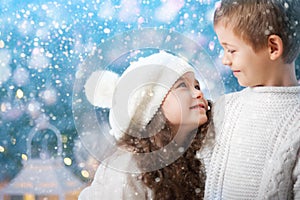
[118,101,212,200]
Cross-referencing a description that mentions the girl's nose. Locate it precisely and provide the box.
[192,88,203,99]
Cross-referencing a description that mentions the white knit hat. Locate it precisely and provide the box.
[109,51,195,140]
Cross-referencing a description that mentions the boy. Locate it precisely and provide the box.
[205,0,300,199]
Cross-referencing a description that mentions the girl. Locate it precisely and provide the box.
[79,51,211,200]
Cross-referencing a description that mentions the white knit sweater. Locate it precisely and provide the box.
[204,86,300,199]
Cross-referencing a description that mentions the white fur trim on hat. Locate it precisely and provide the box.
[84,70,119,108]
[109,51,195,140]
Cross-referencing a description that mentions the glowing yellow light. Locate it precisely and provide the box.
[24,194,35,200]
[16,89,24,99]
[64,157,72,166]
[0,40,4,48]
[1,103,7,112]
[62,135,68,143]
[81,169,90,178]
[0,146,5,153]
[21,153,28,161]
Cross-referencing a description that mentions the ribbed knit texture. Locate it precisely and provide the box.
[205,86,300,199]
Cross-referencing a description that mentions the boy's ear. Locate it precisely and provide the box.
[267,35,283,60]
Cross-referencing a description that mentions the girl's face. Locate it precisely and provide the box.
[162,72,208,134]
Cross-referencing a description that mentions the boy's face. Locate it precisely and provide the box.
[215,24,273,87]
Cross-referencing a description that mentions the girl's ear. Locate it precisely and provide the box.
[267,35,283,60]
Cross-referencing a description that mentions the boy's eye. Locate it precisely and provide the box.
[227,49,236,54]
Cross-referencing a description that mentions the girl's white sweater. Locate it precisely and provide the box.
[204,86,300,199]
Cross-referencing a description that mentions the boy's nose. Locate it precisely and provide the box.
[222,54,232,66]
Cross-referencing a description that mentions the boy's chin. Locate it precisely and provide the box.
[237,79,251,87]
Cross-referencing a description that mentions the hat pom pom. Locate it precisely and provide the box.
[84,70,119,108]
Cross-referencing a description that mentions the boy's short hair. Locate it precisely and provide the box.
[214,0,300,63]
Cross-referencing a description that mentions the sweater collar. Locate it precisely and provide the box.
[247,86,300,94]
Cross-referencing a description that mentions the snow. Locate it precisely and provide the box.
[0,0,298,187]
